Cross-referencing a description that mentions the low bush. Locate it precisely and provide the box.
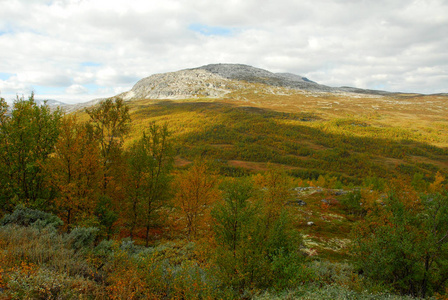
[67,227,99,251]
[0,205,63,228]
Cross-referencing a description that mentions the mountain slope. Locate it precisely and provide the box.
[120,68,241,100]
[192,64,334,91]
[71,63,448,184]
[118,63,343,101]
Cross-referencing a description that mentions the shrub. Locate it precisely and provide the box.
[4,267,103,299]
[212,178,306,292]
[67,227,99,251]
[0,205,63,228]
[340,190,365,216]
[353,191,448,298]
[254,284,417,300]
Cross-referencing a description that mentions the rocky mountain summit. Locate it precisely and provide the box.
[120,68,241,100]
[119,64,340,101]
[190,64,336,92]
[64,63,406,112]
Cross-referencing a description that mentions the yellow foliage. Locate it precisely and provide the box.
[174,159,221,239]
[429,171,446,193]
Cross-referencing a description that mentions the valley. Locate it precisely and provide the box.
[1,64,447,299]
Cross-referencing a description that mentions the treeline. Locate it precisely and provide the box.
[0,95,171,244]
[0,95,304,246]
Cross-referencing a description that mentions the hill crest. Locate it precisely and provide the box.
[119,63,340,101]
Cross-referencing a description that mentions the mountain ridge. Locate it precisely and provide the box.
[118,63,342,101]
[64,63,433,112]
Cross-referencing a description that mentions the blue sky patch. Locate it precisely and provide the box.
[372,84,386,90]
[188,23,232,36]
[33,86,65,95]
[0,27,13,36]
[83,83,102,91]
[0,73,14,80]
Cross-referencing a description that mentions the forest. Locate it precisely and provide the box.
[0,94,448,299]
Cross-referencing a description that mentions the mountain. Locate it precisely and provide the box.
[63,98,107,114]
[119,67,240,100]
[191,64,338,91]
[67,63,430,112]
[117,64,349,101]
[35,99,68,108]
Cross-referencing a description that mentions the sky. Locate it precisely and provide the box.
[1,0,447,104]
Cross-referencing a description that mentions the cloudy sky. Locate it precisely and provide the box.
[1,0,447,104]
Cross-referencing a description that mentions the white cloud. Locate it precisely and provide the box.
[0,0,447,102]
[0,75,32,94]
[66,84,88,95]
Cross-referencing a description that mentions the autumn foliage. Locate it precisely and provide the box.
[0,94,447,299]
[174,160,220,239]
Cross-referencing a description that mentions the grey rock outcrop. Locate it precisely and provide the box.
[120,69,243,100]
[69,63,412,110]
[193,64,334,92]
[119,63,339,101]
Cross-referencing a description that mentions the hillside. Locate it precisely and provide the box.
[2,65,448,299]
[115,63,370,101]
[70,64,448,184]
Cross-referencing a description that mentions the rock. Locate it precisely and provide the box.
[297,200,307,206]
[333,189,348,196]
[195,64,336,92]
[116,64,341,102]
[294,186,313,192]
[287,199,307,206]
[64,63,404,112]
[120,69,240,100]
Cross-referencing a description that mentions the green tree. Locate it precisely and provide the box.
[340,190,366,216]
[353,189,448,297]
[212,177,303,291]
[0,96,9,215]
[126,122,174,244]
[0,94,62,211]
[254,165,295,227]
[85,97,130,192]
[85,97,130,233]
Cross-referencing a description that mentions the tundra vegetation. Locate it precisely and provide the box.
[0,93,447,299]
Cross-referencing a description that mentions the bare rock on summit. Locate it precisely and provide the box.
[193,64,336,92]
[119,63,339,101]
[120,69,243,100]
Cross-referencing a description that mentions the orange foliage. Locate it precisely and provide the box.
[45,116,103,229]
[106,252,148,300]
[174,160,220,239]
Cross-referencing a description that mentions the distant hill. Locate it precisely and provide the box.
[35,99,68,108]
[114,63,399,102]
[60,63,436,113]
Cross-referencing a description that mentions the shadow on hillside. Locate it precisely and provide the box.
[130,99,448,182]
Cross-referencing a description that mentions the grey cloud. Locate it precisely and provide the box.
[1,0,447,101]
